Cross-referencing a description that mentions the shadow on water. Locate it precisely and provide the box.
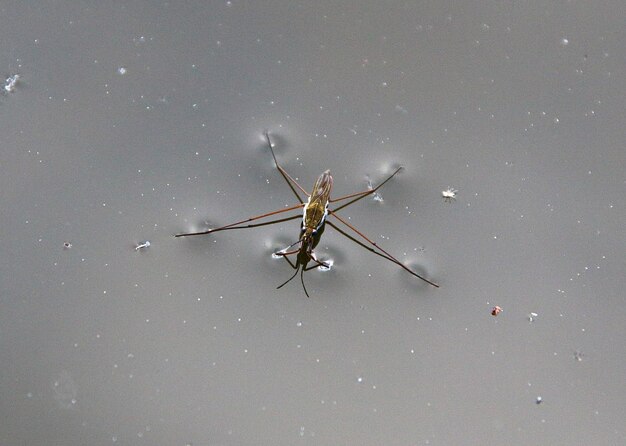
[174,217,230,256]
[399,259,439,292]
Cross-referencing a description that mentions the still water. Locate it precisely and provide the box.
[1,1,624,445]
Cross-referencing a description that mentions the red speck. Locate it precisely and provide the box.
[491,306,502,316]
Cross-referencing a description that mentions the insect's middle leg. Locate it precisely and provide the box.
[264,132,310,204]
[329,166,403,212]
[175,204,303,237]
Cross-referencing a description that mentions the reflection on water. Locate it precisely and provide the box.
[366,176,384,202]
[318,258,334,271]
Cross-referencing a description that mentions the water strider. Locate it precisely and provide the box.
[176,132,439,297]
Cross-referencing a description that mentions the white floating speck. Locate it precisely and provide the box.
[528,312,538,322]
[118,67,127,75]
[536,396,543,404]
[442,187,458,202]
[135,241,151,251]
[4,74,20,93]
[395,104,408,114]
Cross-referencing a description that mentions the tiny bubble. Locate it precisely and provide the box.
[117,67,127,75]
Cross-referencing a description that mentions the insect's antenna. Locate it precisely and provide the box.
[277,265,300,290]
[300,268,310,298]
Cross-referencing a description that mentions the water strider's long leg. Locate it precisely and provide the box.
[326,221,399,265]
[280,252,298,269]
[273,237,304,256]
[276,247,301,257]
[304,259,327,270]
[329,167,403,212]
[328,210,439,287]
[264,132,309,203]
[308,251,330,269]
[186,214,302,235]
[274,245,328,269]
[175,203,304,237]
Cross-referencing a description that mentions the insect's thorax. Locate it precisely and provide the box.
[302,170,333,234]
[303,200,327,232]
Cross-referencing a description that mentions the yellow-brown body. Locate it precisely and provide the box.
[300,169,333,247]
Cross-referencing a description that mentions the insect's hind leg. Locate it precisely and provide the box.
[328,210,439,288]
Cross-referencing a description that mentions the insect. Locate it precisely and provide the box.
[175,132,439,297]
[441,187,458,203]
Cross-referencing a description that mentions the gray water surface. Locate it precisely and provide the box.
[1,1,625,445]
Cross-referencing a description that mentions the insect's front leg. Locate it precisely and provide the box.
[308,251,330,270]
[273,249,298,270]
